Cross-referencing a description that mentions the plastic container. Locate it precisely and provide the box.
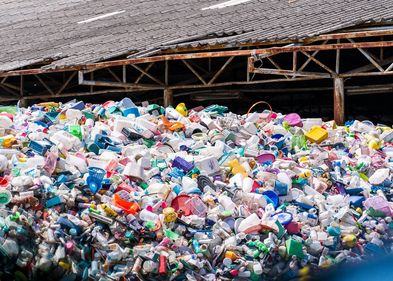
[113,190,140,214]
[305,126,328,143]
[86,167,106,193]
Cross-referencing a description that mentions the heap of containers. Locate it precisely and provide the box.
[0,99,393,280]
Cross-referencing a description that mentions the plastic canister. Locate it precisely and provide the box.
[50,131,81,150]
[67,154,88,173]
[123,162,144,180]
[65,109,82,120]
[113,116,134,133]
[147,183,171,199]
[136,117,157,132]
[194,156,220,175]
[122,107,140,117]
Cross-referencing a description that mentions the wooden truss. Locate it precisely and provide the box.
[1,28,393,124]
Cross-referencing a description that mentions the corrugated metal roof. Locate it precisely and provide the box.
[0,0,392,72]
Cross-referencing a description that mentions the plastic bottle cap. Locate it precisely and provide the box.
[0,189,12,205]
[272,212,293,225]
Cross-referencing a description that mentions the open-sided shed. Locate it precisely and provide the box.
[1,0,393,124]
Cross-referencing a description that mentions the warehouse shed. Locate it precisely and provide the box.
[1,0,393,124]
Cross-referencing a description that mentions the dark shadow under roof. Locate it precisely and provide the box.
[1,0,393,72]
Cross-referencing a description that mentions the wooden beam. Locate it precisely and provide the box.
[251,67,331,78]
[168,77,325,90]
[78,70,162,89]
[188,60,209,74]
[385,61,393,72]
[22,88,151,100]
[334,77,345,125]
[35,75,54,95]
[267,57,289,79]
[336,39,340,74]
[292,51,297,72]
[344,55,393,74]
[340,71,393,77]
[247,57,252,82]
[1,82,20,91]
[298,50,320,72]
[3,40,393,77]
[0,84,19,96]
[107,68,122,83]
[182,60,207,85]
[208,56,235,85]
[348,38,384,72]
[301,51,336,76]
[19,74,27,107]
[56,72,77,95]
[165,60,169,86]
[164,88,173,107]
[20,74,23,98]
[131,64,164,85]
[135,63,154,83]
[90,72,94,93]
[122,65,126,83]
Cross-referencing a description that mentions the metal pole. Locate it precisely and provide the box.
[334,77,345,125]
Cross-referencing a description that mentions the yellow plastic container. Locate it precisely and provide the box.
[364,134,382,150]
[163,207,177,223]
[1,135,16,148]
[38,102,59,108]
[368,139,381,150]
[175,103,188,117]
[342,234,357,248]
[228,159,247,177]
[305,126,328,144]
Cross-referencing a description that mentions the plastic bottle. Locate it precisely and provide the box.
[139,209,159,222]
[218,194,236,212]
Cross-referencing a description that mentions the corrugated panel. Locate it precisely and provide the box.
[0,0,393,71]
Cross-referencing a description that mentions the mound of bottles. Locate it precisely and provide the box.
[0,99,393,281]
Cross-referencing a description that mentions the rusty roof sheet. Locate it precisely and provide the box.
[0,0,393,71]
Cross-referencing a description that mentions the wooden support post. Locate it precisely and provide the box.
[334,77,345,125]
[164,88,173,107]
[165,60,168,86]
[19,75,28,107]
[90,72,94,93]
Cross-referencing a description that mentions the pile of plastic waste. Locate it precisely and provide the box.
[0,99,393,281]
